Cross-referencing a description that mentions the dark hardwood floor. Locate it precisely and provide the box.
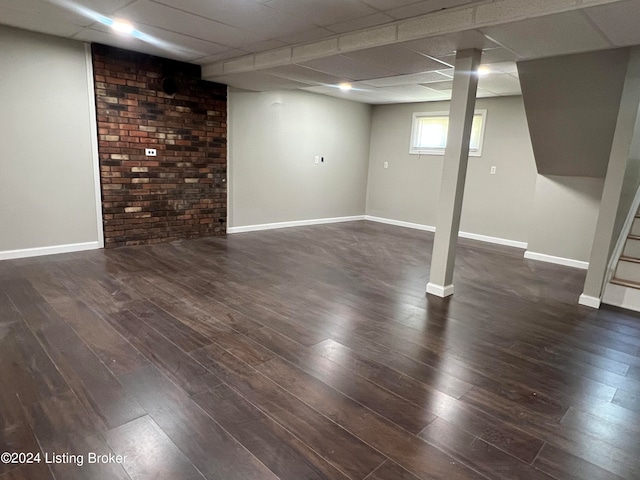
[1,221,640,480]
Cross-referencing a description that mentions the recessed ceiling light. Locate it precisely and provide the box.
[111,19,134,35]
[338,83,352,92]
[477,65,491,76]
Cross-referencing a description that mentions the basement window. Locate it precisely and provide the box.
[410,110,487,157]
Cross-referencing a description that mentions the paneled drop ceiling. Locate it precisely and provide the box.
[1,0,639,104]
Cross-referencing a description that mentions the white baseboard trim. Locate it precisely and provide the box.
[364,216,527,249]
[227,215,365,234]
[579,293,601,309]
[457,231,527,249]
[524,251,589,270]
[426,282,454,297]
[0,241,102,261]
[364,215,435,232]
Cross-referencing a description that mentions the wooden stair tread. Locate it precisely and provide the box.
[611,277,640,289]
[628,234,640,241]
[619,256,640,264]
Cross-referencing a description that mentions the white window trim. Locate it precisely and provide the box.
[409,109,487,157]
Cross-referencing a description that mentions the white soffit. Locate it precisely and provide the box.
[480,11,613,58]
[585,0,640,47]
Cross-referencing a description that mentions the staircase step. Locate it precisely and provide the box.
[628,234,640,241]
[631,217,640,237]
[611,278,640,289]
[615,258,640,284]
[623,238,640,258]
[620,256,640,264]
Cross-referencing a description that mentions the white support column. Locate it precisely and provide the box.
[426,48,482,297]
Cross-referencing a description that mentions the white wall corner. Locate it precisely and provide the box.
[524,250,589,270]
[426,282,454,297]
[84,43,105,248]
[579,293,601,309]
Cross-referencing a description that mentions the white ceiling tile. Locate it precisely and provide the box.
[263,0,377,26]
[361,70,452,87]
[122,23,230,57]
[299,54,396,80]
[387,0,482,20]
[0,9,85,37]
[339,25,397,51]
[401,30,497,57]
[243,39,289,54]
[74,27,201,61]
[292,38,338,62]
[436,47,517,67]
[476,88,498,98]
[263,64,348,86]
[151,0,318,39]
[52,0,132,15]
[481,11,612,59]
[342,44,451,75]
[301,84,383,103]
[277,27,334,45]
[114,0,264,48]
[585,0,640,47]
[424,80,454,90]
[478,47,518,63]
[1,0,93,27]
[398,7,474,41]
[324,12,395,34]
[487,61,518,74]
[195,49,248,65]
[213,71,310,91]
[475,0,576,25]
[254,48,292,68]
[359,0,424,10]
[478,73,521,95]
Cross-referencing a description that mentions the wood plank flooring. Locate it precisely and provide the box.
[1,221,640,480]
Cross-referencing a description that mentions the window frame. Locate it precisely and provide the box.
[409,109,487,157]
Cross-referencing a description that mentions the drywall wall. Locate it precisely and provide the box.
[518,48,629,178]
[228,89,371,228]
[366,96,537,243]
[527,176,603,262]
[0,26,100,255]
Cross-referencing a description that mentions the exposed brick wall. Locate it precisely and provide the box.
[92,44,226,248]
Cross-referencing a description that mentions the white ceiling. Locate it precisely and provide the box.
[1,0,638,104]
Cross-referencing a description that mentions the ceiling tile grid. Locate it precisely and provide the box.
[0,0,637,103]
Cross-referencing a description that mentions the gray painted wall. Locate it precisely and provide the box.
[0,26,100,252]
[366,96,537,243]
[527,176,603,262]
[228,89,372,227]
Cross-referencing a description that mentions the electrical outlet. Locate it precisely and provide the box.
[314,156,320,164]
[384,161,389,169]
[145,148,157,157]
[490,166,496,175]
